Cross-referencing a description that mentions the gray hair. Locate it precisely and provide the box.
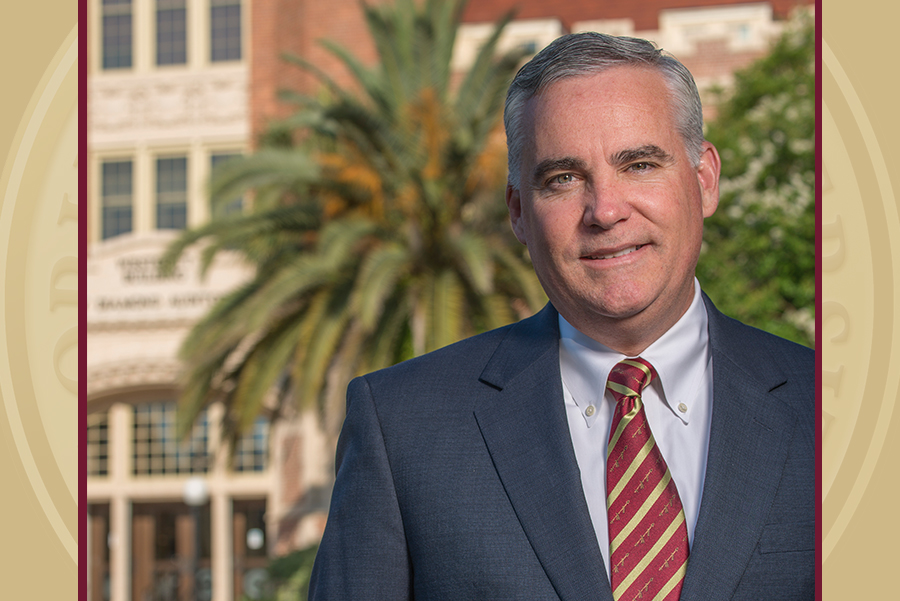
[504,32,705,188]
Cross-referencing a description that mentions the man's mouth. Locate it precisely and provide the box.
[584,245,644,260]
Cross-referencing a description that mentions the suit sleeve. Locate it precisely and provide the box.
[308,376,412,600]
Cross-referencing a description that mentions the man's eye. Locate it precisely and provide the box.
[628,162,655,172]
[550,173,576,185]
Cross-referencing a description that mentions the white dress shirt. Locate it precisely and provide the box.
[559,279,713,580]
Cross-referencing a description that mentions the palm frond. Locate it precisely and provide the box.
[353,242,411,329]
[492,244,547,313]
[455,8,519,128]
[451,230,495,296]
[229,314,305,433]
[296,289,354,408]
[210,149,320,206]
[363,288,412,372]
[166,0,543,442]
[428,269,465,352]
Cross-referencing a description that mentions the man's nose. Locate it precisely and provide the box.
[582,182,631,229]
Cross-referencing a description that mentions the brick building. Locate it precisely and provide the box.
[250,0,813,137]
[86,1,813,600]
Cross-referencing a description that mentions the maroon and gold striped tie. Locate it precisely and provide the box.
[606,358,688,601]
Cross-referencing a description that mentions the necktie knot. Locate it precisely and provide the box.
[607,357,657,403]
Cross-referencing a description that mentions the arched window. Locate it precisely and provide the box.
[133,401,210,475]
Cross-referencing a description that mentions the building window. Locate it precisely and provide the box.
[133,402,210,475]
[232,417,268,472]
[102,0,133,69]
[518,40,538,54]
[210,0,241,62]
[156,157,188,230]
[156,0,187,65]
[101,160,133,239]
[87,413,110,477]
[210,153,243,218]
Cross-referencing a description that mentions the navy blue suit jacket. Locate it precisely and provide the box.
[309,296,815,600]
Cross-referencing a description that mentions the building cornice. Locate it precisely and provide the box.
[88,65,249,149]
[87,358,183,399]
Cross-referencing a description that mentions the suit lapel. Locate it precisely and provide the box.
[680,298,798,601]
[474,305,614,601]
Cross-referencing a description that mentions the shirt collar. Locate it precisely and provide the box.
[559,279,710,425]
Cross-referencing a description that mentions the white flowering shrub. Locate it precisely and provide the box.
[698,10,815,347]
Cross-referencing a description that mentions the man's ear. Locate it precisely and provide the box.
[506,184,528,245]
[697,141,721,218]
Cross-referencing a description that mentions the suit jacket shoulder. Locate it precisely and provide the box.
[682,294,815,601]
[311,304,599,600]
[704,293,814,417]
[356,303,560,420]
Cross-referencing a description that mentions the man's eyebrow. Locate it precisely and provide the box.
[610,145,674,166]
[530,157,588,184]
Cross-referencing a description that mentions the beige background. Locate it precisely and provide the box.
[0,0,78,598]
[822,1,900,597]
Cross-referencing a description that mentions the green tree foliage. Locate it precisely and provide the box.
[251,544,319,601]
[698,11,815,347]
[162,0,544,445]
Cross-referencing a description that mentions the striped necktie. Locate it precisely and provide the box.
[606,358,688,601]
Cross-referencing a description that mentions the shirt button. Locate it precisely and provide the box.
[585,405,596,417]
[678,403,688,413]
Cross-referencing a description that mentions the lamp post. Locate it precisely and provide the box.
[183,477,209,601]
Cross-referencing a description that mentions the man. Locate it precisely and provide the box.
[310,33,814,601]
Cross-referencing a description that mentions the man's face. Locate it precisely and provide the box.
[506,66,720,351]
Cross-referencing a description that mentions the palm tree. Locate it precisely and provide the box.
[162,0,545,447]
